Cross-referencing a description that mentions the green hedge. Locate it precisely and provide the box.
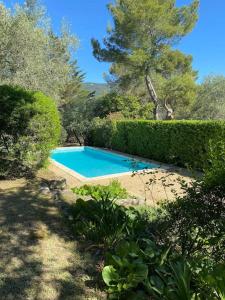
[90,120,225,169]
[0,85,61,178]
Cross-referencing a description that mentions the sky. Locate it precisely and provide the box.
[3,0,225,83]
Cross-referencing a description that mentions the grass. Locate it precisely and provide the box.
[0,179,105,300]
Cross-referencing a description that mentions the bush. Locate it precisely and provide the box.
[94,92,154,119]
[99,181,225,298]
[0,85,61,178]
[102,239,198,299]
[88,117,115,148]
[69,180,225,298]
[72,180,128,201]
[90,120,225,169]
[71,182,149,249]
[151,184,225,264]
[102,238,225,299]
[102,182,225,299]
[203,140,225,189]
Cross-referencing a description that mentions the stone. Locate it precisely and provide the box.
[40,186,50,195]
[131,199,139,205]
[49,178,67,190]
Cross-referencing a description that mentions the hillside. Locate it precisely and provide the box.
[84,82,109,97]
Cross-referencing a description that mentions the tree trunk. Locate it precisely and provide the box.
[145,75,174,120]
[73,130,82,146]
[164,99,174,120]
[145,75,160,120]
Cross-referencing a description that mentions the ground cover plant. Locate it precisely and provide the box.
[0,85,61,178]
[70,150,225,299]
[71,181,151,250]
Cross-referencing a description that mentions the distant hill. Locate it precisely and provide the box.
[84,82,109,97]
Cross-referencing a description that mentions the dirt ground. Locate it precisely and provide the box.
[0,156,195,299]
[0,179,105,300]
[45,162,194,205]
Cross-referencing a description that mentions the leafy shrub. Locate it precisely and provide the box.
[88,117,115,148]
[202,264,225,299]
[72,180,128,201]
[152,184,225,264]
[103,238,225,299]
[102,239,201,299]
[102,241,149,298]
[69,179,225,298]
[71,182,148,249]
[0,85,61,178]
[90,120,225,169]
[94,92,154,119]
[68,160,225,298]
[203,140,225,189]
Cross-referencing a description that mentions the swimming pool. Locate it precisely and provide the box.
[50,147,159,180]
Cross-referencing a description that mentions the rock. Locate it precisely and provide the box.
[131,199,139,205]
[117,195,147,206]
[40,186,50,195]
[40,182,49,188]
[49,178,67,190]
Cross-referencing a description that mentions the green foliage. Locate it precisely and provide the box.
[0,1,82,108]
[202,264,225,300]
[69,177,224,298]
[102,242,148,296]
[95,92,154,119]
[84,82,109,97]
[72,180,128,201]
[146,260,196,300]
[103,239,200,299]
[192,76,225,120]
[203,140,225,189]
[153,184,225,263]
[160,73,197,119]
[0,1,90,144]
[0,85,61,178]
[92,0,199,119]
[62,93,95,145]
[89,118,115,148]
[90,119,225,170]
[71,182,149,249]
[70,198,127,248]
[103,237,225,299]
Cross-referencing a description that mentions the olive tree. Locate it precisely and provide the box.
[0,1,79,105]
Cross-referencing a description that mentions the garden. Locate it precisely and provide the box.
[0,0,224,299]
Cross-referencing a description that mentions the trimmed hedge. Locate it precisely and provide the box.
[0,85,61,178]
[90,120,225,169]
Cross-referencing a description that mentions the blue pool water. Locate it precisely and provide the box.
[51,147,158,178]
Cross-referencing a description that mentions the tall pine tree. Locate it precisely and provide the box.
[92,0,199,119]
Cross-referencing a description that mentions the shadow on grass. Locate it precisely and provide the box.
[0,181,104,300]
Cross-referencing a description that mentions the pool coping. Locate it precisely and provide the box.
[50,146,165,182]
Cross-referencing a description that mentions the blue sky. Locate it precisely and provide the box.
[4,0,225,83]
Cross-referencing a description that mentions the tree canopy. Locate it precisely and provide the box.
[0,85,61,178]
[192,76,225,120]
[92,0,199,119]
[0,0,82,106]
